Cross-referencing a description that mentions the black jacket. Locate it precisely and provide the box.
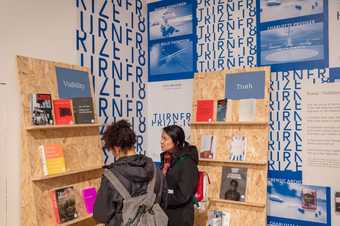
[93,155,167,226]
[160,145,199,226]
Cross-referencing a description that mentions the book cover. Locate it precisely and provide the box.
[336,192,340,213]
[301,188,317,210]
[216,99,227,122]
[82,187,97,214]
[200,135,216,159]
[51,186,78,224]
[72,97,95,124]
[239,99,256,122]
[39,144,66,176]
[229,135,247,161]
[56,67,91,99]
[196,100,214,122]
[220,167,247,202]
[30,93,54,125]
[208,210,231,226]
[53,99,74,125]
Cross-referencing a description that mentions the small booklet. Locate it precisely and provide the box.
[239,99,256,122]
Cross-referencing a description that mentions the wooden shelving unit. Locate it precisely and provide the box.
[209,199,266,208]
[26,123,101,131]
[192,67,270,226]
[17,56,103,226]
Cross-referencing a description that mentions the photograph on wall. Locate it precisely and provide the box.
[220,167,247,202]
[260,0,323,22]
[257,0,328,71]
[149,1,193,41]
[260,21,324,65]
[149,38,193,76]
[267,178,331,225]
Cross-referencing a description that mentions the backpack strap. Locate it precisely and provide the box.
[104,169,131,199]
[147,164,157,193]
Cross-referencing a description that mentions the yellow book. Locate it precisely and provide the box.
[39,144,66,176]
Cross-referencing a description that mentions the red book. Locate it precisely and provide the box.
[53,99,74,125]
[50,190,60,224]
[196,100,214,122]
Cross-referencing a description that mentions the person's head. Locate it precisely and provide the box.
[161,125,187,152]
[103,120,136,158]
[230,179,239,191]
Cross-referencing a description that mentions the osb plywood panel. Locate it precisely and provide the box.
[192,67,270,226]
[17,56,102,226]
[192,67,270,123]
[191,125,268,162]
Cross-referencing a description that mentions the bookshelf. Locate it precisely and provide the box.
[192,67,270,226]
[17,56,103,226]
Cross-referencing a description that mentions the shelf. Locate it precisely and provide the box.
[26,123,101,131]
[61,214,93,226]
[190,122,268,126]
[199,159,267,167]
[210,198,265,208]
[32,166,103,182]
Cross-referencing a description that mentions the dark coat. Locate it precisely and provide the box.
[160,145,199,226]
[93,155,167,226]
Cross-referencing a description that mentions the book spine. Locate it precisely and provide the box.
[39,145,48,176]
[50,190,60,224]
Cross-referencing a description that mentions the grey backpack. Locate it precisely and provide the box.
[104,165,168,226]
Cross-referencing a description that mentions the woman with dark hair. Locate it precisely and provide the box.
[93,120,167,226]
[160,125,199,226]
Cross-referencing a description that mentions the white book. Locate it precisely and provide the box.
[239,99,256,122]
[229,135,247,161]
[200,135,216,159]
[208,210,231,226]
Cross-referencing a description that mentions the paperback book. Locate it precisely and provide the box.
[82,187,97,214]
[229,135,247,161]
[239,99,256,122]
[72,97,95,124]
[336,192,340,213]
[39,144,66,176]
[216,99,227,122]
[200,135,216,159]
[53,99,74,125]
[51,186,78,224]
[30,93,54,125]
[220,167,247,202]
[208,210,231,226]
[196,99,214,122]
[301,188,317,210]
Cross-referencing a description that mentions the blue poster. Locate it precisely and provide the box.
[148,0,196,82]
[329,67,340,83]
[225,71,265,100]
[268,178,331,226]
[257,0,328,71]
[56,67,91,98]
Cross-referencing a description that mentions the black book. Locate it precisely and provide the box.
[72,97,95,124]
[30,93,54,125]
[220,167,247,202]
[52,186,78,223]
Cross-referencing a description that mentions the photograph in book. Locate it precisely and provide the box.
[220,167,247,202]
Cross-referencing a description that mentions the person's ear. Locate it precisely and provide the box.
[112,146,120,157]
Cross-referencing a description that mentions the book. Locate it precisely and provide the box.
[51,186,78,224]
[82,187,97,214]
[220,167,247,202]
[200,135,216,159]
[72,97,95,124]
[30,93,54,125]
[301,188,317,210]
[196,100,214,122]
[39,144,66,176]
[208,210,231,226]
[216,99,227,121]
[239,99,256,122]
[229,135,247,161]
[336,192,340,213]
[53,99,74,125]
